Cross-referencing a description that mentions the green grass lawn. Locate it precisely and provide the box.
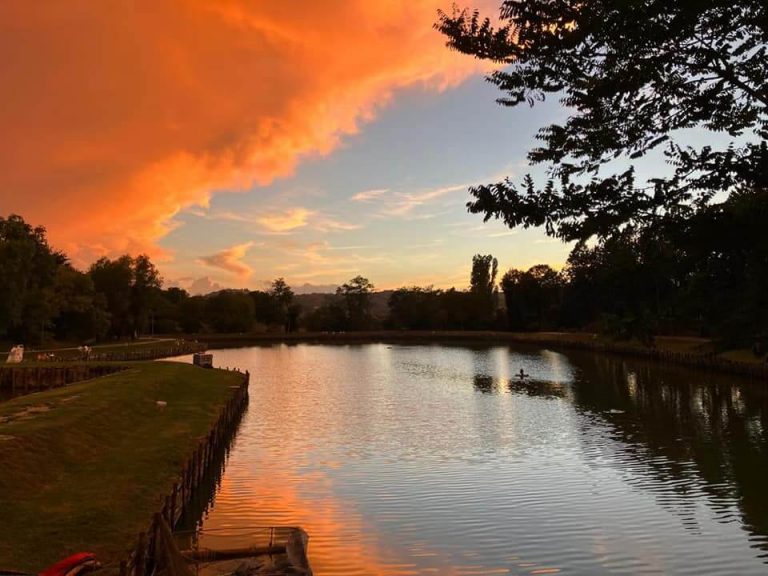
[0,361,243,573]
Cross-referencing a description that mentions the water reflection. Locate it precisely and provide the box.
[566,352,768,558]
[470,373,568,399]
[507,378,568,399]
[472,374,495,394]
[181,344,768,575]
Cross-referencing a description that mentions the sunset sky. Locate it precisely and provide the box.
[0,1,572,293]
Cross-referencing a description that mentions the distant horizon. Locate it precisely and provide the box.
[5,206,564,296]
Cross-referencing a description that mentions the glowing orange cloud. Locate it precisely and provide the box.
[198,242,255,278]
[0,1,492,262]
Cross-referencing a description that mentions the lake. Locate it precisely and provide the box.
[179,343,768,575]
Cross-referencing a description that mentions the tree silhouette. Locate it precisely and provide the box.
[269,277,295,332]
[337,276,375,331]
[0,215,65,342]
[501,264,561,330]
[204,290,255,333]
[437,1,768,241]
[470,254,499,327]
[90,254,162,338]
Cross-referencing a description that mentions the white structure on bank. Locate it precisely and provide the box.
[6,345,24,364]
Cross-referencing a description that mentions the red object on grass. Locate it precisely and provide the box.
[38,553,98,576]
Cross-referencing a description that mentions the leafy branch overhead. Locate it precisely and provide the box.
[436,0,768,240]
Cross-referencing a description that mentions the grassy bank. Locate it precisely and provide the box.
[1,338,203,361]
[0,361,242,573]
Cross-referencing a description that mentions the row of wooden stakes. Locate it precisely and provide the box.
[121,370,251,576]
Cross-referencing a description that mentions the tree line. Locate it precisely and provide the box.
[0,215,284,343]
[4,210,765,348]
[0,217,505,343]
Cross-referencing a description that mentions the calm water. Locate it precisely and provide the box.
[183,344,768,575]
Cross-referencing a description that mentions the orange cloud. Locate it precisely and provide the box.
[256,208,314,232]
[0,1,492,262]
[198,242,255,278]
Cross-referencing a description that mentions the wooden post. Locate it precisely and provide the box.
[180,467,187,511]
[165,494,172,524]
[147,515,159,575]
[170,483,178,528]
[133,532,146,576]
[196,445,202,486]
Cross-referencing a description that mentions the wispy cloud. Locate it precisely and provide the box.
[449,222,519,239]
[382,183,468,217]
[256,208,314,232]
[326,244,372,251]
[313,216,363,232]
[373,165,519,221]
[411,239,445,249]
[360,172,514,220]
[270,241,392,283]
[188,205,360,234]
[198,242,255,278]
[351,188,389,202]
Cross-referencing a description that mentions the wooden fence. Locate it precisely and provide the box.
[120,370,250,576]
[29,341,208,363]
[0,364,127,399]
[89,342,207,362]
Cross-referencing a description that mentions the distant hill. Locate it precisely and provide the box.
[292,283,338,295]
[295,290,393,319]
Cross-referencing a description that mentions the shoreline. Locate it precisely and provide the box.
[194,330,768,381]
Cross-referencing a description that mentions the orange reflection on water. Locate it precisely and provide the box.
[202,468,475,576]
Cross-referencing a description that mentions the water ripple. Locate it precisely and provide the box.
[180,344,768,575]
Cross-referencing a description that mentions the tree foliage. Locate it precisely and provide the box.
[437,0,768,241]
[0,215,65,341]
[501,264,562,330]
[336,276,375,331]
[269,277,299,332]
[388,286,447,330]
[469,254,500,327]
[470,254,498,295]
[50,266,110,341]
[89,255,162,338]
[204,290,255,333]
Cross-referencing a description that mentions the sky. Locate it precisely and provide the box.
[0,1,573,293]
